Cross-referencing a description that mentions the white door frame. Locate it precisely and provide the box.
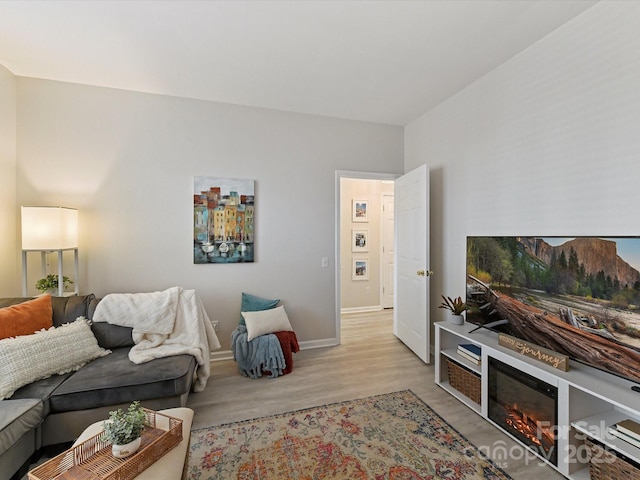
[335,170,400,345]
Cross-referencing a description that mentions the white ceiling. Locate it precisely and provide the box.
[0,0,596,126]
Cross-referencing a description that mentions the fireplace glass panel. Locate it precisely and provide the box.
[488,357,558,466]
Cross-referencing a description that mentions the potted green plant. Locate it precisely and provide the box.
[439,295,466,325]
[35,274,73,295]
[101,401,147,458]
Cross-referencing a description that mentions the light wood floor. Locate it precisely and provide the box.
[187,310,566,479]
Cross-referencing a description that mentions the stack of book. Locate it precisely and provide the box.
[457,343,481,365]
[608,419,640,449]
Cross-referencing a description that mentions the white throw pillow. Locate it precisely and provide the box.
[0,317,110,400]
[241,305,293,341]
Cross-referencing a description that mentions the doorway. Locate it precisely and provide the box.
[335,171,398,344]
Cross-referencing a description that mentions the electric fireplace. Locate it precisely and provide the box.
[488,357,558,465]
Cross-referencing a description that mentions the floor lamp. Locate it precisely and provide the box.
[21,206,79,297]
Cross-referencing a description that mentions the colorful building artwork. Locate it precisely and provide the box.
[193,177,255,263]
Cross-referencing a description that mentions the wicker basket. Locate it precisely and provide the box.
[585,437,640,480]
[446,358,481,404]
[29,409,182,480]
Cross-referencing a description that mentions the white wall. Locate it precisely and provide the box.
[15,78,404,348]
[0,64,17,295]
[405,2,640,324]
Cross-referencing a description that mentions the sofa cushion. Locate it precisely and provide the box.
[0,318,110,400]
[90,322,134,349]
[10,373,74,416]
[84,296,135,349]
[0,294,96,328]
[0,295,52,340]
[51,294,95,327]
[49,348,196,413]
[0,297,32,309]
[0,398,44,457]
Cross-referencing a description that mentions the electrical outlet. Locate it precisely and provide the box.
[365,286,371,295]
[321,257,329,268]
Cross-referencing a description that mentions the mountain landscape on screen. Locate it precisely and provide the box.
[466,236,640,384]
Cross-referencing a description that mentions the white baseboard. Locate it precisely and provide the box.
[340,305,383,315]
[299,338,339,350]
[210,337,339,362]
[210,350,234,361]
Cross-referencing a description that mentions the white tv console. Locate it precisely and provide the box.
[435,320,640,479]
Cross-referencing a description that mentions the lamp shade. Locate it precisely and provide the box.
[21,206,78,250]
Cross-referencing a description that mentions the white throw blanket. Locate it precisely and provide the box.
[92,287,221,392]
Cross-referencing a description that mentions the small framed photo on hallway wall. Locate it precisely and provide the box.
[352,258,369,280]
[352,229,368,252]
[352,199,368,222]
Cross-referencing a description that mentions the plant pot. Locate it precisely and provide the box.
[449,314,464,325]
[112,436,142,458]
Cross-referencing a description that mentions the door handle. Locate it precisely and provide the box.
[417,270,433,277]
[426,270,433,277]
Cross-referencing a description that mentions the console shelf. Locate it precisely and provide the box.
[571,410,640,464]
[435,321,640,480]
[439,347,481,374]
[439,378,481,413]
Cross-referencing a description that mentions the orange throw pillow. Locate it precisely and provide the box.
[0,295,53,339]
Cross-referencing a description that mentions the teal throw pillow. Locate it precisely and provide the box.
[239,292,280,326]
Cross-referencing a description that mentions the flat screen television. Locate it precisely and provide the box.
[466,236,640,386]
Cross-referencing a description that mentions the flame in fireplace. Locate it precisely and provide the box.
[504,403,555,453]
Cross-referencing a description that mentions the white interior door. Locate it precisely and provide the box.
[394,164,430,363]
[381,194,395,308]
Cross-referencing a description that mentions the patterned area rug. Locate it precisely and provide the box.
[187,390,512,479]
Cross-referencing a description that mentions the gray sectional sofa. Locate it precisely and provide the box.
[0,294,198,480]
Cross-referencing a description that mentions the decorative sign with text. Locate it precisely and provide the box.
[498,333,569,372]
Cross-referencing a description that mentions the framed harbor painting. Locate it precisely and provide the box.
[193,176,255,263]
